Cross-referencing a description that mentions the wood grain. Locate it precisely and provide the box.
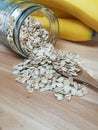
[0,40,98,130]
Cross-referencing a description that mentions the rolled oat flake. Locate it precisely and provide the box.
[13,42,88,101]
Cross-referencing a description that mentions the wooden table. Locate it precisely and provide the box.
[0,39,98,130]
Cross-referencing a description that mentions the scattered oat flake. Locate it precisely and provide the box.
[12,15,88,101]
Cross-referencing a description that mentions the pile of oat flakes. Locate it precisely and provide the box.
[12,16,88,101]
[7,15,49,54]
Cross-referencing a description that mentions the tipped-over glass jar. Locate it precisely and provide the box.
[0,1,59,57]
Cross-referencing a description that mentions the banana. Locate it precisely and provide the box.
[60,0,98,31]
[33,16,94,41]
[8,0,97,41]
[58,18,93,41]
[32,0,98,32]
[24,0,98,31]
[49,7,74,18]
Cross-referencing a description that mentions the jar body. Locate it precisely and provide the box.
[0,1,59,57]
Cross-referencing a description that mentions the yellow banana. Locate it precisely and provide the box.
[57,0,98,31]
[58,18,93,41]
[9,0,97,41]
[33,16,94,41]
[27,0,98,32]
[48,7,74,18]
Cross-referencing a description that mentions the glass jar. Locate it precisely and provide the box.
[0,1,59,57]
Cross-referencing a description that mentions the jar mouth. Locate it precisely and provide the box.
[13,2,59,58]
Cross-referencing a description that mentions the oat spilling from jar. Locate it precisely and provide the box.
[13,43,88,101]
[10,14,88,101]
[7,15,49,54]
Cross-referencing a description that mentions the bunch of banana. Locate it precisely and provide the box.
[9,0,98,41]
